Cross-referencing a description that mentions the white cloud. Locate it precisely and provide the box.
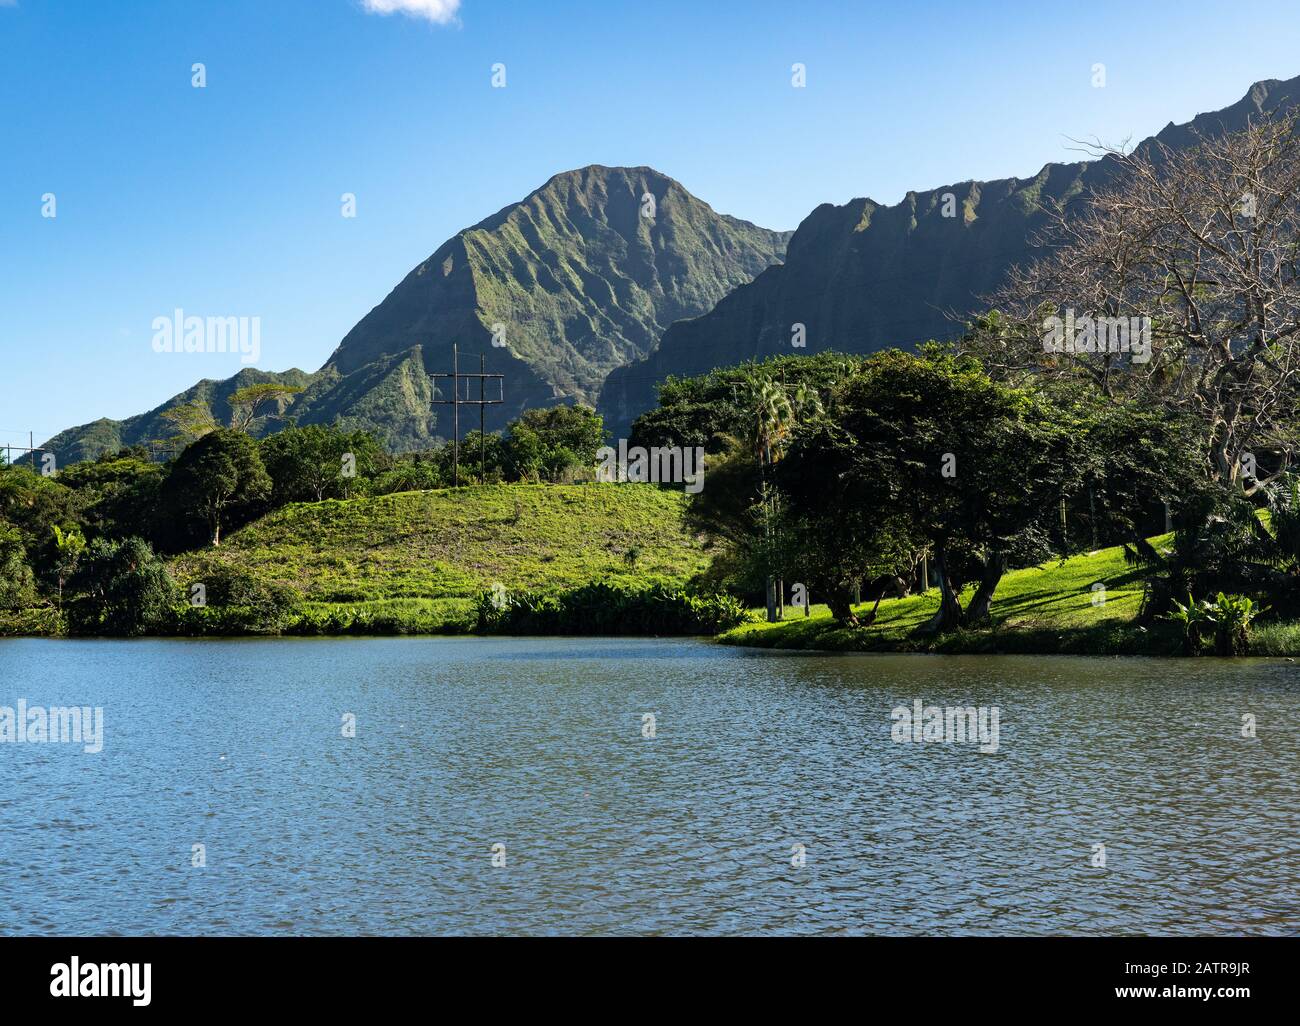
[361,0,460,23]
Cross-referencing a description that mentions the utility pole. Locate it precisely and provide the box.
[452,344,459,485]
[431,344,504,487]
[480,353,486,480]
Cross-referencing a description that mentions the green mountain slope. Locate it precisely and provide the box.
[41,166,790,464]
[291,165,792,445]
[38,367,317,465]
[599,74,1300,433]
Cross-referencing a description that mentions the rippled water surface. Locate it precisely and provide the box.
[0,637,1297,935]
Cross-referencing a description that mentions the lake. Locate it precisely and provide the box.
[0,637,1296,936]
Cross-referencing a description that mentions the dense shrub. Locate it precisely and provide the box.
[0,524,37,609]
[66,537,177,636]
[475,582,752,636]
[172,562,301,635]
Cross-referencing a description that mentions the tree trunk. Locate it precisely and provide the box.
[765,576,778,622]
[827,588,858,626]
[919,548,963,634]
[964,551,1007,625]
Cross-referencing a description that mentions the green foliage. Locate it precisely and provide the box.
[66,537,177,636]
[1165,593,1216,656]
[173,560,301,634]
[630,351,862,453]
[163,429,272,546]
[505,403,606,482]
[0,606,64,637]
[368,454,447,495]
[258,424,387,505]
[1167,592,1262,657]
[55,451,165,543]
[0,464,82,556]
[475,582,752,635]
[228,383,303,432]
[422,430,506,486]
[50,524,86,604]
[1130,482,1300,621]
[158,399,219,448]
[0,523,37,609]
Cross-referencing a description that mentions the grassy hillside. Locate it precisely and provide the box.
[172,482,709,610]
[721,536,1300,656]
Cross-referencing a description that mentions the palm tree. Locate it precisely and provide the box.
[747,377,824,621]
[51,524,86,609]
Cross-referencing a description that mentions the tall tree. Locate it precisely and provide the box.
[228,383,303,433]
[969,111,1300,491]
[164,430,270,546]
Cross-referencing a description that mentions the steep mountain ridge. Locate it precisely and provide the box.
[39,74,1300,462]
[42,166,790,461]
[598,74,1300,433]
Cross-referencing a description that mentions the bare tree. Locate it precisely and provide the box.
[965,111,1300,493]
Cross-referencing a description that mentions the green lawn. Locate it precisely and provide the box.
[721,536,1207,655]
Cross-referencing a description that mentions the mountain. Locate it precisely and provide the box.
[40,166,791,464]
[40,74,1300,463]
[598,74,1300,434]
[38,368,317,465]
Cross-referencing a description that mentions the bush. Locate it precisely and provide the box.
[66,537,177,636]
[1165,591,1262,656]
[173,562,301,635]
[0,524,36,609]
[475,582,752,635]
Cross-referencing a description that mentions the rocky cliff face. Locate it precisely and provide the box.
[43,166,790,461]
[598,74,1300,435]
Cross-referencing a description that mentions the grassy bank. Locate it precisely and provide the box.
[2,483,712,638]
[172,480,708,604]
[721,536,1300,656]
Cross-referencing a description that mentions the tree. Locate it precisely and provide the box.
[158,401,219,449]
[56,451,165,546]
[228,383,303,433]
[969,111,1300,491]
[164,430,271,546]
[426,431,507,486]
[505,404,605,482]
[259,425,385,505]
[747,378,825,620]
[0,523,36,609]
[671,373,835,615]
[795,350,1082,633]
[51,524,86,608]
[775,420,915,623]
[67,536,176,636]
[630,351,863,452]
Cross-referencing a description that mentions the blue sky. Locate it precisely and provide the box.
[3,0,1299,452]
